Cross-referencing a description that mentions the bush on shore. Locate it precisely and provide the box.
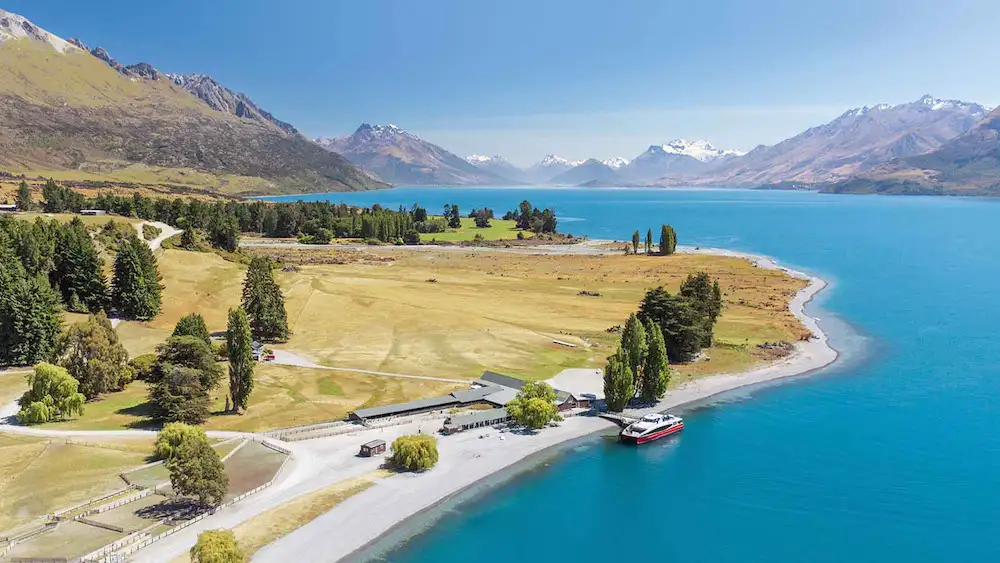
[388,434,438,472]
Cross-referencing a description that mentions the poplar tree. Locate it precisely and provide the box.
[111,234,163,320]
[659,224,670,255]
[640,320,670,403]
[226,307,254,412]
[621,313,648,386]
[241,256,289,341]
[645,229,652,254]
[603,351,634,412]
[631,230,640,254]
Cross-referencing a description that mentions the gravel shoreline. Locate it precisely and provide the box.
[252,248,839,563]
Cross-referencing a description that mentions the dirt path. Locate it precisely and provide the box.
[134,220,182,252]
[269,350,469,384]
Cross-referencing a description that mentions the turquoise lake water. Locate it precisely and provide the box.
[266,187,1000,562]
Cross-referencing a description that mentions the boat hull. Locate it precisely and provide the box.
[619,422,684,445]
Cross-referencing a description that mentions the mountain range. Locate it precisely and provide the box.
[3,7,999,197]
[0,8,382,195]
[317,125,504,185]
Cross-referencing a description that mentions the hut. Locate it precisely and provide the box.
[359,439,387,457]
[441,408,511,435]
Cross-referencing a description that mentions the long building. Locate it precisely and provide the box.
[347,370,591,423]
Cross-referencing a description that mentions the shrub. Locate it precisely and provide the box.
[142,223,162,241]
[191,530,246,563]
[389,434,438,471]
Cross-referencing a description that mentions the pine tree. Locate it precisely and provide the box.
[640,319,669,403]
[172,313,212,345]
[15,181,32,211]
[226,307,254,412]
[52,218,107,312]
[0,232,62,366]
[111,234,163,320]
[241,256,289,341]
[638,286,709,362]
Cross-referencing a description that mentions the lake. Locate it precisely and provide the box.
[266,187,1000,562]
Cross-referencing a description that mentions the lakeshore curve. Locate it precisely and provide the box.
[0,245,840,562]
[250,248,840,563]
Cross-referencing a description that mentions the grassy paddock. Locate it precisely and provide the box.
[422,217,531,242]
[0,434,154,531]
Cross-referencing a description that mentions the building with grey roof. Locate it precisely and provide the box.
[442,408,510,434]
[478,371,526,390]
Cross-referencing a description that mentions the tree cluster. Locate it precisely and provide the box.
[443,204,462,229]
[53,311,135,399]
[503,200,558,234]
[389,434,439,471]
[603,313,670,411]
[469,207,493,228]
[502,200,557,234]
[0,229,62,366]
[637,272,723,363]
[505,381,562,429]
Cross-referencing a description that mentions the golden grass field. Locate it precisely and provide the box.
[40,245,807,432]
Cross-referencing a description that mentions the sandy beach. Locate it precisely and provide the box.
[250,247,839,563]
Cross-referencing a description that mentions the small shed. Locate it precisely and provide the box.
[359,439,386,457]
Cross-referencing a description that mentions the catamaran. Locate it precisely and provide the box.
[619,413,684,445]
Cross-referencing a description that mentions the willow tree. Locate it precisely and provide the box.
[16,363,86,424]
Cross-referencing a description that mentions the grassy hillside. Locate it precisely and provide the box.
[0,40,386,195]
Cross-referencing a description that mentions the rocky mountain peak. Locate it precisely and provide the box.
[0,8,79,53]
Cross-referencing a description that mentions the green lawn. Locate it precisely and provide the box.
[421,217,532,243]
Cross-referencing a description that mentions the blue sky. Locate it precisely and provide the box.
[7,0,1000,166]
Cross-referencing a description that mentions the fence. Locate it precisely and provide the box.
[85,439,294,563]
[0,522,59,559]
[80,489,151,517]
[51,487,138,520]
[263,419,352,440]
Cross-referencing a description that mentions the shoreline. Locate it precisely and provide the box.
[252,249,840,563]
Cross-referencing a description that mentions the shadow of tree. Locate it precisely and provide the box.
[134,498,207,522]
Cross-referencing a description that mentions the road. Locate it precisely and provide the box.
[269,350,469,384]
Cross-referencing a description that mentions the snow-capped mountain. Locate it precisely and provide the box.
[549,159,623,186]
[602,156,629,169]
[684,94,989,187]
[653,139,746,162]
[522,155,588,183]
[0,8,78,52]
[466,154,529,183]
[318,124,507,185]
